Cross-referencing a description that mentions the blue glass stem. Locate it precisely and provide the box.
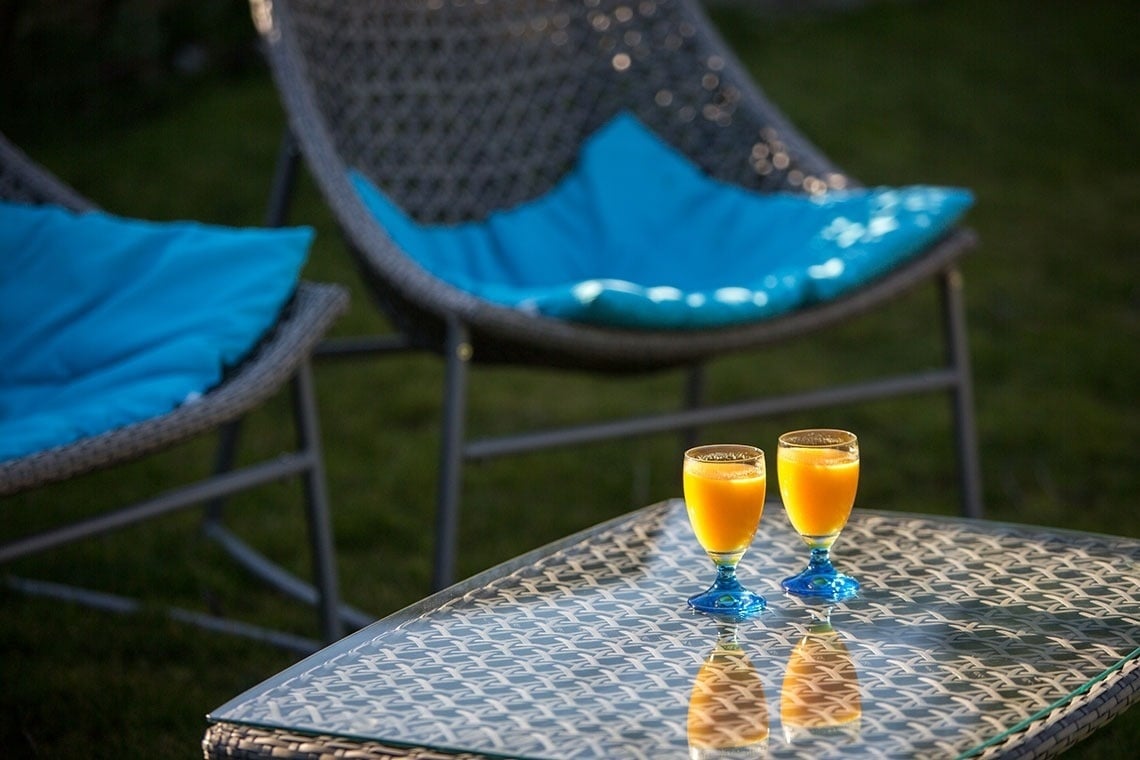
[688,560,766,619]
[806,547,836,575]
[713,562,745,593]
[782,546,859,601]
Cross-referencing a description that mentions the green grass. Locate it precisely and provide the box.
[2,0,1138,756]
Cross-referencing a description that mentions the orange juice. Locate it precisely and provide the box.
[778,447,858,543]
[684,461,766,556]
[688,644,769,753]
[780,626,861,740]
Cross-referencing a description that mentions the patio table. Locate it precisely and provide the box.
[203,499,1140,758]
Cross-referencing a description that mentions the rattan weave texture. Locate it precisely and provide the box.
[253,0,985,594]
[206,501,1140,759]
[0,133,349,496]
[254,0,977,370]
[0,284,346,496]
[1,131,355,647]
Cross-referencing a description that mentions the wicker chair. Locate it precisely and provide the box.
[252,0,984,591]
[0,132,371,652]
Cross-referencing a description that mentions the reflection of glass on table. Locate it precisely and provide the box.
[780,610,862,745]
[687,623,769,759]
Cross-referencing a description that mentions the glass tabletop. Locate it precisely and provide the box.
[208,500,1140,759]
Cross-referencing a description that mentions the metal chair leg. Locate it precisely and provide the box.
[266,129,301,228]
[941,266,984,519]
[432,318,472,592]
[292,359,345,642]
[682,364,706,452]
[203,420,243,526]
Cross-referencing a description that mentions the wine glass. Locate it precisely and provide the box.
[777,429,860,601]
[780,610,862,744]
[687,623,769,758]
[683,444,767,619]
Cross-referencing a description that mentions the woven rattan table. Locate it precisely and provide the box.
[204,500,1140,759]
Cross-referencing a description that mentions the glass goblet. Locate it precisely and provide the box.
[777,429,860,601]
[683,444,767,619]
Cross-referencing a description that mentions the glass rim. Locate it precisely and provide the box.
[684,443,765,462]
[777,428,858,447]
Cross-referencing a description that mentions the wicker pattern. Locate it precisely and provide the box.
[254,0,984,592]
[0,283,346,496]
[0,132,349,495]
[203,723,490,760]
[255,0,976,369]
[205,502,1140,758]
[1,131,354,647]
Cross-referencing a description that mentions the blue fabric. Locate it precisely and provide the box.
[0,202,312,461]
[351,112,973,330]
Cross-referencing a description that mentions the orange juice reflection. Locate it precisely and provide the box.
[777,447,858,548]
[780,621,861,743]
[688,627,769,758]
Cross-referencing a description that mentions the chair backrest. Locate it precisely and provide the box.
[257,0,846,224]
[0,133,93,212]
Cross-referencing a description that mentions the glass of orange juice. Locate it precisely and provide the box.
[777,429,860,601]
[683,444,767,618]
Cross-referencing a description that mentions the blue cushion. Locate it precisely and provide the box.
[0,202,312,461]
[351,112,973,330]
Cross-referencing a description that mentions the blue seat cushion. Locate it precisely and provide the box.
[0,202,312,461]
[351,111,973,330]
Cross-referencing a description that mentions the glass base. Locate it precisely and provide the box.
[782,718,862,745]
[781,567,859,601]
[688,563,767,620]
[781,547,859,602]
[689,743,769,759]
[687,586,767,619]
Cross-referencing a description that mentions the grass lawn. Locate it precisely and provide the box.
[2,0,1137,756]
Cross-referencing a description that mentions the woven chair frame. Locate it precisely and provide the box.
[0,131,367,651]
[254,0,984,589]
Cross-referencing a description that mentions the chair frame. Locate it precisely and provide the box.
[255,0,984,591]
[0,132,370,652]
